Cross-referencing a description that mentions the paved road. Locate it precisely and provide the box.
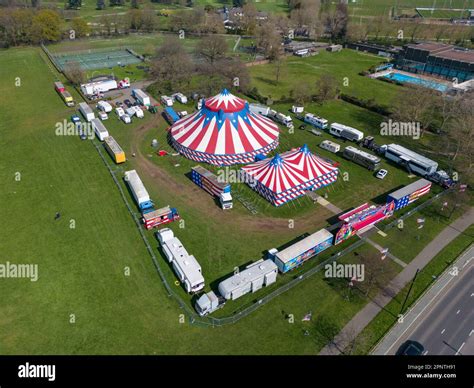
[373,245,474,355]
[319,207,474,355]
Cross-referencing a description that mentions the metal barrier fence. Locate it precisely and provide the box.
[41,43,63,74]
[92,138,456,327]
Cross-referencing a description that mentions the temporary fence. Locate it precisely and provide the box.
[92,137,457,327]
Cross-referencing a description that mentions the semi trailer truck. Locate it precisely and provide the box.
[191,166,233,209]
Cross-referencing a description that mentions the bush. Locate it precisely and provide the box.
[340,93,391,116]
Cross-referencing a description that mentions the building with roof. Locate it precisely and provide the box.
[396,42,474,82]
[168,89,279,166]
[241,144,339,206]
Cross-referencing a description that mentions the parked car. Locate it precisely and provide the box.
[98,111,108,121]
[71,115,81,127]
[124,99,133,108]
[396,340,424,356]
[77,123,87,140]
[376,169,388,179]
[121,114,131,124]
[115,107,125,117]
[115,101,123,108]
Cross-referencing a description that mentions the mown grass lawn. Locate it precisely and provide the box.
[249,49,399,108]
[370,190,466,264]
[0,47,409,355]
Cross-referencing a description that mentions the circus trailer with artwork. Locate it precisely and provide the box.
[241,144,339,206]
[334,202,395,245]
[168,89,279,166]
[268,228,334,273]
[386,179,432,211]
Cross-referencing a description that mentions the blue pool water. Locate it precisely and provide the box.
[383,72,449,92]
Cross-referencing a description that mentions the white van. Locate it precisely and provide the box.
[121,114,131,124]
[97,101,112,113]
[320,140,340,153]
[161,95,173,107]
[133,106,144,118]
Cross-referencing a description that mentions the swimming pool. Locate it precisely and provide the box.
[383,72,449,92]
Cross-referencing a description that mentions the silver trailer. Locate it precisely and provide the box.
[384,144,438,177]
[218,259,278,301]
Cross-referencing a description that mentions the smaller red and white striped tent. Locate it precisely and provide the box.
[241,144,339,206]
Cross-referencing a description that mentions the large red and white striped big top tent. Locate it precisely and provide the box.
[168,89,279,166]
[241,144,339,206]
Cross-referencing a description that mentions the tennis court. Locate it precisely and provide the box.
[53,48,143,71]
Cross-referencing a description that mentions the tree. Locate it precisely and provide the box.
[290,81,312,105]
[30,9,63,43]
[357,251,397,298]
[141,6,157,32]
[323,2,348,41]
[109,0,124,6]
[0,8,35,46]
[392,85,438,136]
[127,9,143,31]
[67,0,81,9]
[347,22,368,41]
[71,18,91,38]
[314,73,339,103]
[151,37,194,93]
[195,34,228,65]
[131,0,139,8]
[256,21,285,82]
[63,61,85,85]
[96,0,105,10]
[99,14,113,34]
[240,3,257,34]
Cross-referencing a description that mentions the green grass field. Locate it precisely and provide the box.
[0,41,465,355]
[249,49,399,108]
[417,8,470,19]
[343,0,470,18]
[0,47,403,354]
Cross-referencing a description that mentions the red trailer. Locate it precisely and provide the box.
[54,82,65,93]
[142,206,180,230]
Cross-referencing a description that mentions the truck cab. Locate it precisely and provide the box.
[220,192,233,210]
[195,291,225,316]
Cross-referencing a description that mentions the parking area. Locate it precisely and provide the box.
[102,81,158,107]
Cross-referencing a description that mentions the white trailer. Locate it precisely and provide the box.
[90,118,109,141]
[132,89,151,106]
[156,228,205,293]
[133,106,144,118]
[249,103,270,116]
[172,93,188,104]
[124,170,153,212]
[320,140,340,153]
[97,101,112,113]
[217,259,278,301]
[329,123,364,142]
[384,144,438,176]
[304,113,328,129]
[125,107,136,117]
[292,106,304,114]
[161,95,173,107]
[78,102,95,122]
[81,79,117,96]
[269,110,293,129]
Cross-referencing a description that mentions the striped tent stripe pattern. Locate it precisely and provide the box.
[241,144,339,206]
[169,89,279,166]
